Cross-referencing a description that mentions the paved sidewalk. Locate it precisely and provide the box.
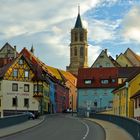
[0,115,45,138]
[87,118,134,140]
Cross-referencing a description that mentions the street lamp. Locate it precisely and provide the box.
[125,81,129,117]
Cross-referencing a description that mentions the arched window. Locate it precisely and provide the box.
[74,32,78,41]
[80,47,84,57]
[74,47,77,56]
[80,32,84,41]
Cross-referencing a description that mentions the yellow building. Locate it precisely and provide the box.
[113,86,127,117]
[113,69,140,118]
[116,48,140,67]
[21,48,50,114]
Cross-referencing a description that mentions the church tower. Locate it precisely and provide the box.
[67,7,88,75]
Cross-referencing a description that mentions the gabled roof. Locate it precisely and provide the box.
[20,48,74,86]
[124,48,140,64]
[0,42,18,56]
[116,53,134,66]
[109,56,120,67]
[125,67,140,82]
[74,13,83,28]
[77,67,118,88]
[59,70,77,86]
[112,67,140,93]
[91,49,116,67]
[0,42,14,52]
[0,53,42,80]
[0,59,15,78]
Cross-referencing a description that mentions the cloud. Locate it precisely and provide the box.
[0,0,101,70]
[122,5,140,43]
[0,0,139,70]
[88,44,101,66]
[88,19,116,42]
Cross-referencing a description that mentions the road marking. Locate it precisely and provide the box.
[80,120,89,140]
[64,115,89,140]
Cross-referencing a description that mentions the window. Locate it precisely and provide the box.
[13,69,18,77]
[100,55,104,58]
[101,79,109,84]
[80,47,84,57]
[106,63,110,67]
[112,79,116,83]
[24,98,29,107]
[24,84,29,92]
[96,63,100,68]
[74,47,77,56]
[38,85,43,92]
[80,32,84,41]
[34,84,37,92]
[74,32,78,41]
[34,84,43,93]
[12,96,18,106]
[19,59,23,65]
[12,83,18,91]
[24,70,29,78]
[84,80,92,85]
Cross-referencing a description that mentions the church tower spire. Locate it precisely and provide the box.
[75,5,83,28]
[66,6,88,75]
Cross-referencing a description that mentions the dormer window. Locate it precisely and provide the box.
[84,79,92,85]
[101,79,109,84]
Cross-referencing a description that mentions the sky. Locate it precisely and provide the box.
[0,0,140,70]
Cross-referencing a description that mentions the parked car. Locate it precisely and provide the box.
[24,112,35,120]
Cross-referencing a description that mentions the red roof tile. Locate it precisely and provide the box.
[77,67,118,88]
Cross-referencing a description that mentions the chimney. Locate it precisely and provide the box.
[14,46,17,58]
[116,55,118,59]
[105,49,107,54]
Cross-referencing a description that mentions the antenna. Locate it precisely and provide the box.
[78,4,80,14]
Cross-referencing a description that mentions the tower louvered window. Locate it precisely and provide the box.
[80,47,84,57]
[74,47,77,56]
